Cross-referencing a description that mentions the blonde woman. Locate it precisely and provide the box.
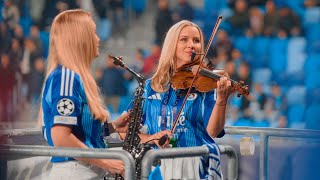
[140,20,234,179]
[40,9,128,179]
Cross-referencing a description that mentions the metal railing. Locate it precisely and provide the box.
[0,144,135,180]
[141,145,238,180]
[0,128,238,179]
[224,126,320,180]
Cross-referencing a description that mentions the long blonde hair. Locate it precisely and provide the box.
[43,9,109,122]
[151,20,205,92]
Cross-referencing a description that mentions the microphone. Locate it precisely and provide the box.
[191,50,204,61]
[158,134,169,146]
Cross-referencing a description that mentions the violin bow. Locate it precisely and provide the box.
[170,16,223,136]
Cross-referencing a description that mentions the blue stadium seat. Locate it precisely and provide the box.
[286,86,306,105]
[251,36,271,68]
[305,71,320,90]
[234,36,253,62]
[305,104,320,130]
[287,104,305,127]
[304,24,320,43]
[304,53,320,73]
[97,18,111,41]
[19,16,32,36]
[131,0,146,14]
[269,38,288,74]
[39,31,49,58]
[252,68,272,85]
[253,120,270,127]
[233,118,253,127]
[287,37,306,74]
[306,88,320,105]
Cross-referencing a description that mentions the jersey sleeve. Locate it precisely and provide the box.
[50,71,82,126]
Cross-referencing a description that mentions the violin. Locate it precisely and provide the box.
[171,62,249,97]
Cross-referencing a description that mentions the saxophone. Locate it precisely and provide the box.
[109,55,151,180]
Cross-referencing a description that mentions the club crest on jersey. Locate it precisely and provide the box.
[187,93,197,100]
[57,98,75,116]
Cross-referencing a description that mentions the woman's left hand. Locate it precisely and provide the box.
[216,75,233,105]
[111,111,130,133]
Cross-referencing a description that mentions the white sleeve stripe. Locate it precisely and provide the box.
[69,71,74,96]
[65,68,70,96]
[60,66,65,96]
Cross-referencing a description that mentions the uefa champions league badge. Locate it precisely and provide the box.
[57,98,75,116]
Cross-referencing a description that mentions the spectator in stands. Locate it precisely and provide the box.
[8,38,22,72]
[265,82,287,127]
[40,0,79,31]
[20,38,41,104]
[171,0,194,23]
[141,43,161,78]
[100,56,131,113]
[211,29,233,59]
[0,53,16,125]
[138,20,234,180]
[278,6,301,37]
[12,24,24,46]
[249,82,268,122]
[263,0,279,36]
[154,0,173,45]
[249,7,264,36]
[236,62,252,112]
[29,25,44,56]
[0,21,12,54]
[109,0,126,41]
[29,57,45,106]
[227,0,250,35]
[1,0,20,31]
[39,9,130,178]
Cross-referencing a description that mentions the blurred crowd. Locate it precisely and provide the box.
[1,0,319,130]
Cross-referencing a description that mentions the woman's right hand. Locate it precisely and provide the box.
[147,130,171,148]
[102,159,125,176]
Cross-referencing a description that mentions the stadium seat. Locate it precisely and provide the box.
[234,36,253,62]
[287,104,305,127]
[233,118,253,127]
[252,68,272,85]
[253,120,270,127]
[287,37,306,74]
[286,86,306,105]
[251,36,271,68]
[39,31,49,58]
[305,104,320,130]
[19,16,32,36]
[306,88,320,105]
[269,38,288,74]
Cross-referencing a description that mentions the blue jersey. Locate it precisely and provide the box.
[142,79,220,147]
[41,65,105,162]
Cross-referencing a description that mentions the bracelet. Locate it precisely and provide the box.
[215,103,226,106]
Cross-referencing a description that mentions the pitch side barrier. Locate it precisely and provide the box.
[141,145,238,180]
[0,128,238,180]
[0,145,135,180]
[224,126,320,180]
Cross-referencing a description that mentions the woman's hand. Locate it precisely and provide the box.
[110,111,130,133]
[146,130,171,148]
[101,159,125,176]
[216,75,233,105]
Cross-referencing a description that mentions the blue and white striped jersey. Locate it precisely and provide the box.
[142,79,220,147]
[41,65,105,162]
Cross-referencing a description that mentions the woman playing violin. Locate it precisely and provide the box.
[139,20,235,180]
